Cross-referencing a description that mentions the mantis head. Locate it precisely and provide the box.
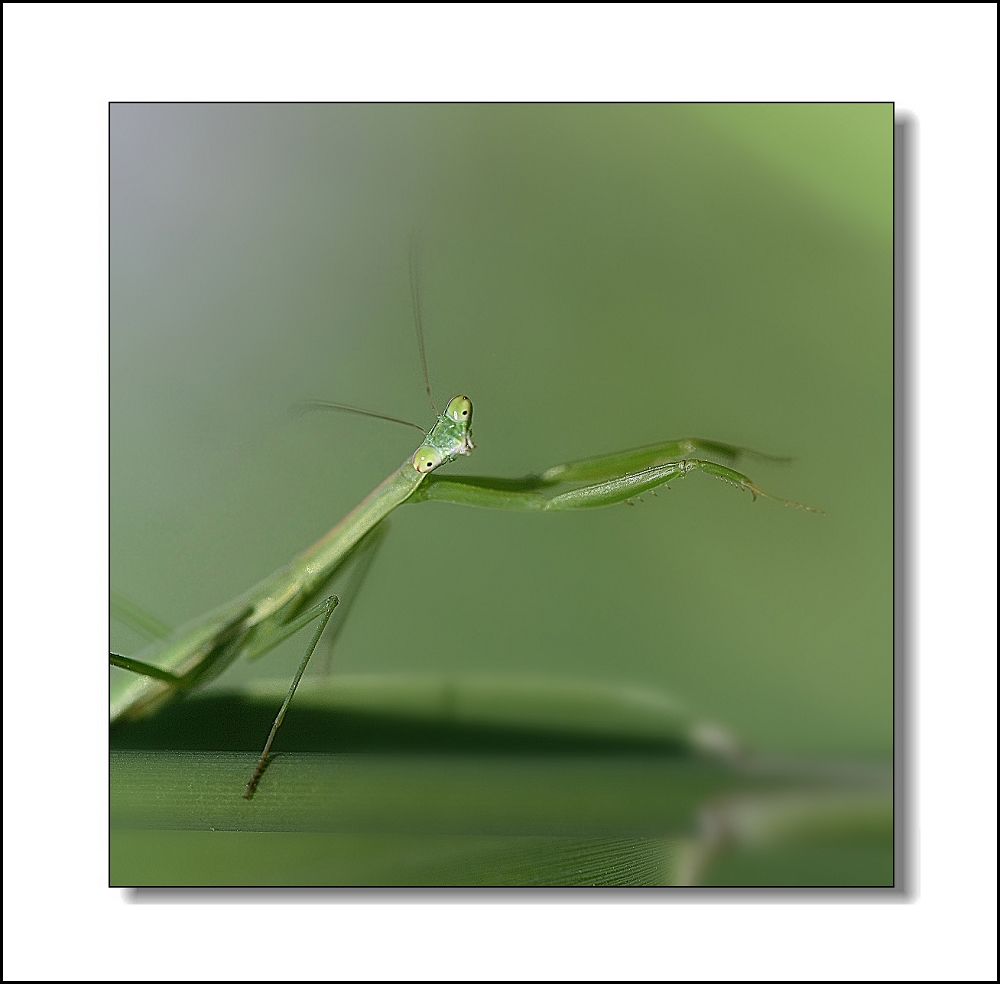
[412,395,475,473]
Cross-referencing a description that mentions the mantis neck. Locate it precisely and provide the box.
[296,461,425,578]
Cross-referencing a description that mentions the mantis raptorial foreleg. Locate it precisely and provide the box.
[537,437,792,485]
[414,440,821,514]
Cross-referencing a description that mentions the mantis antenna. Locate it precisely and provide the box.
[295,242,444,432]
[409,238,438,416]
[291,400,426,433]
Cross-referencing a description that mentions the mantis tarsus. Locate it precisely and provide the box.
[111,266,820,800]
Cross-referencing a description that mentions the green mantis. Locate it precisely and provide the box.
[111,267,820,800]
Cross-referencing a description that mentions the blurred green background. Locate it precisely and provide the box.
[110,104,893,884]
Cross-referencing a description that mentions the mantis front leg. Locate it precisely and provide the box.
[414,438,821,513]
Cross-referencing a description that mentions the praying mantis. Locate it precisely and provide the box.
[110,254,820,800]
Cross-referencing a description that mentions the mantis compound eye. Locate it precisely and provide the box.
[445,395,473,423]
[413,445,444,473]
